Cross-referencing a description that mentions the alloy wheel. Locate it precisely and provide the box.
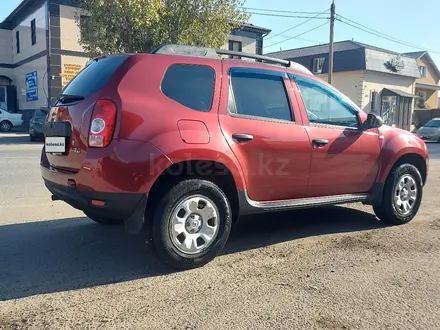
[393,174,417,216]
[168,195,220,255]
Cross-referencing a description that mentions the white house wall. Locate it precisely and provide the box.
[0,29,12,66]
[362,70,416,113]
[316,70,365,108]
[12,2,47,64]
[59,4,83,52]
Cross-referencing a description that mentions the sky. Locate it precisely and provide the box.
[1,0,439,67]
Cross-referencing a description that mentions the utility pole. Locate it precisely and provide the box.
[328,0,335,84]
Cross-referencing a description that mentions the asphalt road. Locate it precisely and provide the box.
[1,132,440,330]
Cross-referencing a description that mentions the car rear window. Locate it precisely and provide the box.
[61,55,129,99]
[161,64,215,112]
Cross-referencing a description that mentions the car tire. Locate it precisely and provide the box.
[84,212,124,225]
[373,164,423,225]
[152,179,232,270]
[0,121,12,132]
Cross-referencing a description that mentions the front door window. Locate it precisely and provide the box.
[292,74,359,128]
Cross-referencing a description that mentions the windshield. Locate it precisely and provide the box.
[424,120,440,127]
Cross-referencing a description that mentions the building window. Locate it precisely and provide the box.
[312,57,325,74]
[256,37,263,55]
[419,66,426,78]
[16,31,20,53]
[31,19,36,45]
[228,40,242,59]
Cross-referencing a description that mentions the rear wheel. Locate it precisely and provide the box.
[373,164,423,225]
[152,179,232,270]
[0,121,12,132]
[84,212,124,225]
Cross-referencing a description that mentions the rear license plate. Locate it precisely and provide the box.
[45,136,66,153]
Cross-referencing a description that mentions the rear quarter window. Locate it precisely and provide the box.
[61,55,129,99]
[161,64,215,112]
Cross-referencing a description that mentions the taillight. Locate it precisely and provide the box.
[89,99,117,148]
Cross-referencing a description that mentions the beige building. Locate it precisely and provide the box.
[267,41,440,131]
[0,0,270,124]
[404,51,440,109]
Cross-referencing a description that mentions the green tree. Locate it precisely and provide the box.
[76,0,249,56]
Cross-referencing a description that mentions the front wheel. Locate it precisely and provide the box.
[373,164,423,225]
[0,121,12,132]
[152,179,232,270]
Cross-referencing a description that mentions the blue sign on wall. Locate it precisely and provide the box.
[26,71,38,102]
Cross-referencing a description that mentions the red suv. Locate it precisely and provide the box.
[41,44,429,269]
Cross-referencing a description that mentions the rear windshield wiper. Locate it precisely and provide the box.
[57,94,85,104]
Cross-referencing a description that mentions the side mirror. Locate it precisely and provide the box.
[363,113,383,130]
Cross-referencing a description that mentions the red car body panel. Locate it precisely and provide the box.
[41,139,172,193]
[40,52,429,226]
[218,61,311,201]
[375,125,429,183]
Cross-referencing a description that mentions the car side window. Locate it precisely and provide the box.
[161,64,215,112]
[293,75,358,128]
[229,70,293,122]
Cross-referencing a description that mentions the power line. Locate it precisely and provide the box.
[265,21,330,49]
[241,7,324,15]
[265,9,329,41]
[336,15,440,55]
[248,12,329,19]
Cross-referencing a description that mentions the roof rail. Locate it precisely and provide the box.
[150,44,313,75]
[215,49,291,67]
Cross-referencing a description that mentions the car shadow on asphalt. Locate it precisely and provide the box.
[0,132,43,145]
[0,206,384,301]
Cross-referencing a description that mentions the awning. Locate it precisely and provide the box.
[382,88,419,98]
[415,82,440,91]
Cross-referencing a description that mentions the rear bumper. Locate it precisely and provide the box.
[44,179,146,221]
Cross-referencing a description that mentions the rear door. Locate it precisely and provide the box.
[218,64,311,202]
[44,55,129,172]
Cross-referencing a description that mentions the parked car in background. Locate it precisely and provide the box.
[0,107,23,132]
[29,110,48,141]
[416,118,440,142]
[41,44,429,270]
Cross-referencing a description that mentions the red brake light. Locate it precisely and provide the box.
[89,99,117,148]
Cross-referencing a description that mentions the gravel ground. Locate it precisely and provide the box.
[1,132,440,330]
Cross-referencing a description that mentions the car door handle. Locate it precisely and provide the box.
[312,138,329,146]
[232,133,254,143]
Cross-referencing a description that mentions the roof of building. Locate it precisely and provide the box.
[265,40,422,78]
[404,51,440,81]
[237,23,271,35]
[266,40,416,59]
